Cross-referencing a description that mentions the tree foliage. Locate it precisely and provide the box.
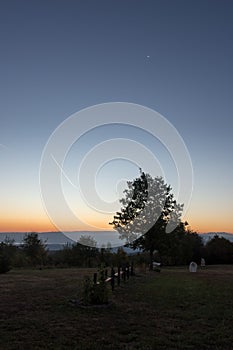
[110,170,184,267]
[153,225,203,265]
[22,232,47,266]
[53,236,98,268]
[77,235,98,267]
[203,235,233,264]
[0,238,17,273]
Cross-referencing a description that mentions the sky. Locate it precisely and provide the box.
[0,0,233,234]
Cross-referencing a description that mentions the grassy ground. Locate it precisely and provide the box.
[1,265,233,349]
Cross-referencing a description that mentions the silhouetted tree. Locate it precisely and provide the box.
[99,242,113,266]
[204,235,233,264]
[22,233,47,267]
[112,247,128,267]
[51,236,99,268]
[0,254,11,274]
[154,226,203,265]
[110,169,184,269]
[77,235,98,267]
[0,238,17,273]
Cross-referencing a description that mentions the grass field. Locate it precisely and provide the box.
[1,265,233,349]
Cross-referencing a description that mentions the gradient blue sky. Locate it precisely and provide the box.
[0,0,233,233]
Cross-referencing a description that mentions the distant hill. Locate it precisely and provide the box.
[0,231,130,251]
[199,232,233,244]
[0,232,75,251]
[2,231,233,250]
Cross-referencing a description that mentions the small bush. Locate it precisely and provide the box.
[81,274,109,305]
[81,276,94,305]
[91,282,109,305]
[0,254,11,274]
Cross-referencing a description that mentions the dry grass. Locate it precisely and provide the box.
[1,266,233,349]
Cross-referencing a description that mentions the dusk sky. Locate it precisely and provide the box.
[1,0,233,234]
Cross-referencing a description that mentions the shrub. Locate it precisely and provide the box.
[0,254,11,274]
[91,282,109,305]
[81,269,109,305]
[81,276,94,305]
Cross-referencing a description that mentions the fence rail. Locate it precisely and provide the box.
[93,264,134,291]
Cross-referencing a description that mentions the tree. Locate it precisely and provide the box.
[0,254,11,274]
[110,169,184,268]
[154,226,203,265]
[0,238,17,273]
[22,233,47,267]
[78,235,97,248]
[204,235,233,264]
[52,236,99,268]
[77,235,98,267]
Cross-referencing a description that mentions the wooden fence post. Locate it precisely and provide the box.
[117,266,120,286]
[126,267,129,280]
[130,262,134,276]
[123,267,126,282]
[111,267,115,291]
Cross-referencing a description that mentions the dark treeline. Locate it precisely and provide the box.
[1,232,233,274]
[0,233,133,273]
[203,235,233,265]
[2,172,232,274]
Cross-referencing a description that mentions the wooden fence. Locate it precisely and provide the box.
[93,263,134,291]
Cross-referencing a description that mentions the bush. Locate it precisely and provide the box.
[81,277,109,305]
[0,254,11,274]
[22,232,48,266]
[81,268,109,305]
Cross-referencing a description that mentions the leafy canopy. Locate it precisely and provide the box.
[110,169,184,252]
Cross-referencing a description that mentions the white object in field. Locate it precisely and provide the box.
[201,258,205,267]
[153,261,161,269]
[189,261,197,273]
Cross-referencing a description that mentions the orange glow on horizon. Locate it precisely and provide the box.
[186,218,233,234]
[1,217,233,234]
[0,216,114,233]
[1,206,232,234]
